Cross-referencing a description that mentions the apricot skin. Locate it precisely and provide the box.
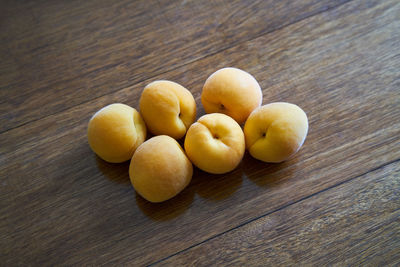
[201,67,262,124]
[129,135,193,203]
[139,80,196,139]
[87,103,146,163]
[184,113,245,174]
[244,102,308,163]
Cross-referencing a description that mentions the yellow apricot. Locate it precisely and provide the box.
[244,102,308,163]
[139,80,196,139]
[87,103,146,163]
[129,135,193,203]
[201,67,262,124]
[184,113,245,174]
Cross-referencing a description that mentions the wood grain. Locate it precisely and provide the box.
[0,0,350,133]
[1,0,399,265]
[155,160,400,266]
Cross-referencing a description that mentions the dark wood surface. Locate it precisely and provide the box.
[1,0,399,266]
[157,161,400,266]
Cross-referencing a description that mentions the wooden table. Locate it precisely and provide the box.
[1,0,399,265]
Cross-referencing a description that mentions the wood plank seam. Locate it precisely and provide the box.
[148,157,400,266]
[152,160,400,266]
[0,0,353,135]
[1,0,398,264]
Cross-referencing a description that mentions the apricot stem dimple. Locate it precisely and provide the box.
[213,134,219,139]
[219,103,225,110]
[262,132,266,137]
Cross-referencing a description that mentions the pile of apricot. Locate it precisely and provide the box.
[88,68,308,202]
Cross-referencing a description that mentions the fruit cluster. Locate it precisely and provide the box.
[87,68,308,203]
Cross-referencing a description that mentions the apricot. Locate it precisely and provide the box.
[87,103,146,163]
[184,113,245,174]
[139,80,196,139]
[201,67,262,124]
[129,135,193,203]
[244,102,308,163]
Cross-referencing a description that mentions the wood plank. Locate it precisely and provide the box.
[155,160,400,266]
[0,0,350,133]
[1,0,399,265]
